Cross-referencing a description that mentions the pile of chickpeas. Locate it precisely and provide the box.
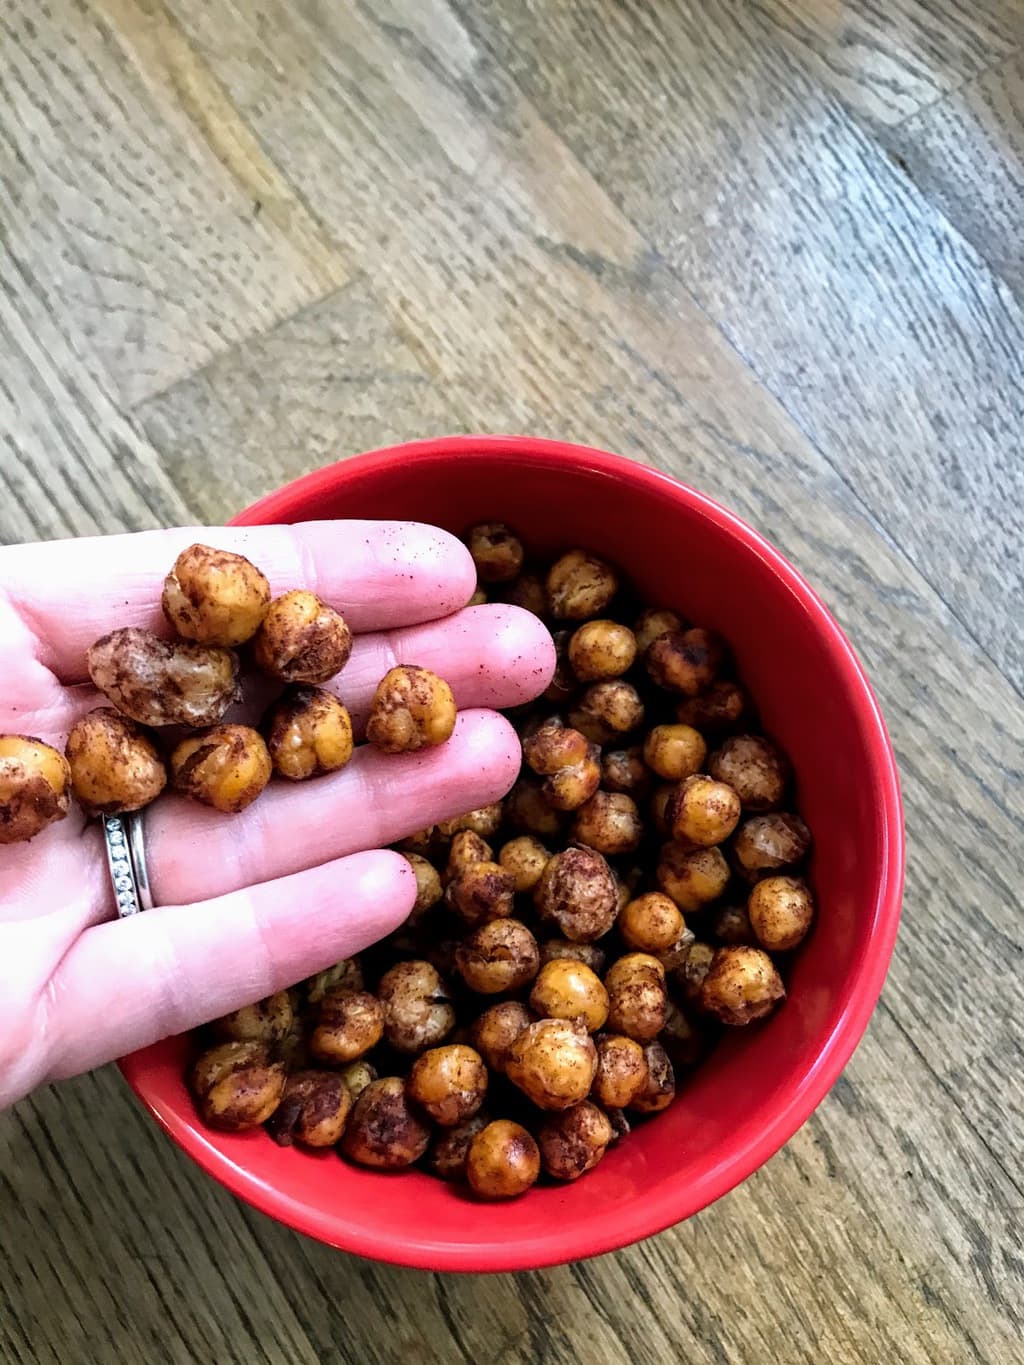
[188,524,815,1201]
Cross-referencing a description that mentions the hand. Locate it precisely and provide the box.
[0,522,553,1108]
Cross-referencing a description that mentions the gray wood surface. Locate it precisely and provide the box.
[1,2,1022,1362]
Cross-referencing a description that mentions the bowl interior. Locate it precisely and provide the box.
[121,438,902,1271]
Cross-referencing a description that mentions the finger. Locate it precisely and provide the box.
[2,521,476,682]
[146,709,522,906]
[44,849,415,1082]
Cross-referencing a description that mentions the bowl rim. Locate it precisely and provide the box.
[120,434,905,1272]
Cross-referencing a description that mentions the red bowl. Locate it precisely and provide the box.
[121,435,904,1272]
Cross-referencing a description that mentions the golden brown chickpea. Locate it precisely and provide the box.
[709,734,789,811]
[378,961,456,1053]
[466,521,525,583]
[543,629,578,705]
[530,959,610,1032]
[673,941,716,1008]
[437,804,504,840]
[65,708,165,816]
[604,953,667,1041]
[341,1077,432,1169]
[661,1001,706,1069]
[748,876,814,951]
[262,684,353,780]
[170,724,272,814]
[253,590,352,684]
[446,861,516,926]
[456,918,540,994]
[643,724,707,782]
[407,1044,489,1126]
[87,628,239,728]
[538,940,607,974]
[569,681,645,745]
[506,1018,598,1110]
[403,853,443,922]
[675,679,749,732]
[305,957,364,1005]
[568,620,637,682]
[443,829,493,885]
[338,1058,378,1100]
[546,550,618,620]
[534,846,618,943]
[466,1120,541,1199]
[592,1034,649,1108]
[666,774,742,847]
[650,783,676,838]
[501,571,547,616]
[618,892,687,955]
[191,1041,286,1131]
[366,665,457,753]
[0,735,70,845]
[428,1112,490,1181]
[701,946,785,1025]
[213,991,294,1044]
[265,1070,352,1148]
[571,791,643,855]
[601,746,651,799]
[470,1001,534,1073]
[498,836,550,893]
[629,1041,676,1114]
[710,902,755,945]
[162,543,271,646]
[505,777,565,837]
[656,842,730,912]
[733,813,812,877]
[646,627,725,697]
[633,607,683,656]
[521,719,600,812]
[538,1101,613,1181]
[396,825,439,856]
[310,988,384,1064]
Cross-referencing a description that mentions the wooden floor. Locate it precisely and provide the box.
[2,2,1023,1361]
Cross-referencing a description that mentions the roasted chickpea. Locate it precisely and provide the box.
[341,1077,432,1168]
[674,941,716,1008]
[710,902,755,945]
[618,892,688,955]
[305,957,364,1004]
[568,620,637,681]
[657,842,730,912]
[701,946,786,1025]
[338,1058,378,1100]
[629,1041,676,1114]
[646,627,725,697]
[162,543,271,646]
[506,1018,598,1110]
[87,628,238,728]
[538,940,607,974]
[650,783,676,838]
[262,685,353,780]
[643,724,707,782]
[538,1102,613,1181]
[253,590,352,684]
[571,791,643,855]
[65,708,165,816]
[569,680,644,745]
[505,777,565,837]
[191,1041,285,1131]
[470,1001,533,1073]
[266,1070,352,1148]
[466,521,525,583]
[378,961,455,1053]
[534,846,618,943]
[601,746,651,799]
[169,724,271,813]
[310,988,384,1064]
[498,836,550,893]
[501,571,547,616]
[606,1107,631,1142]
[366,665,457,753]
[403,853,443,922]
[522,719,601,811]
[543,629,578,705]
[437,804,504,840]
[676,679,749,732]
[709,734,789,811]
[407,1044,488,1126]
[428,1112,490,1180]
[530,959,610,1032]
[592,1034,648,1108]
[456,918,540,994]
[213,991,294,1044]
[733,813,812,876]
[396,825,438,856]
[661,1001,706,1069]
[0,735,70,845]
[546,550,618,620]
[666,774,742,846]
[446,861,516,926]
[466,1120,540,1199]
[444,830,493,884]
[605,953,667,1041]
[748,876,814,951]
[633,607,683,656]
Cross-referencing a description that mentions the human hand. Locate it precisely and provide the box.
[0,522,553,1108]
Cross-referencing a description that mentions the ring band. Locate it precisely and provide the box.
[103,812,154,917]
[125,810,154,911]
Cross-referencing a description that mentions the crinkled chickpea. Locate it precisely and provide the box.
[437,804,504,840]
[505,777,565,838]
[657,842,730,912]
[710,902,755,945]
[568,620,637,682]
[633,607,683,656]
[266,1070,352,1148]
[543,629,578,705]
[262,684,353,780]
[305,957,363,1005]
[65,708,165,816]
[444,829,493,885]
[661,1001,706,1069]
[338,1059,378,1100]
[604,953,667,1041]
[213,991,294,1044]
[701,946,785,1025]
[569,681,644,745]
[0,735,70,845]
[379,961,455,1054]
[674,941,716,1008]
[428,1112,490,1181]
[161,543,270,646]
[470,1001,534,1073]
[733,813,812,877]
[407,1044,488,1126]
[501,571,547,616]
[466,1120,540,1199]
[538,1101,613,1181]
[341,1077,431,1169]
[571,791,643,856]
[457,918,540,995]
[709,734,789,811]
[310,988,384,1064]
[498,836,550,893]
[522,719,600,812]
[87,628,238,728]
[403,853,443,922]
[253,590,352,684]
[191,1041,285,1131]
[629,1041,676,1114]
[170,724,271,814]
[618,892,689,956]
[534,846,618,943]
[748,876,814,951]
[506,1018,598,1111]
[601,746,651,799]
[676,679,749,732]
[366,665,457,753]
[646,627,725,697]
[592,1034,648,1108]
[446,861,516,926]
[643,724,707,782]
[538,940,606,974]
[530,959,609,1032]
[546,550,618,620]
[667,774,742,847]
[466,521,525,583]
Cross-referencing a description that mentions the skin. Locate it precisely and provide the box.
[0,521,554,1109]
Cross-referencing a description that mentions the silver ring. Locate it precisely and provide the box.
[125,810,154,911]
[102,812,154,917]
